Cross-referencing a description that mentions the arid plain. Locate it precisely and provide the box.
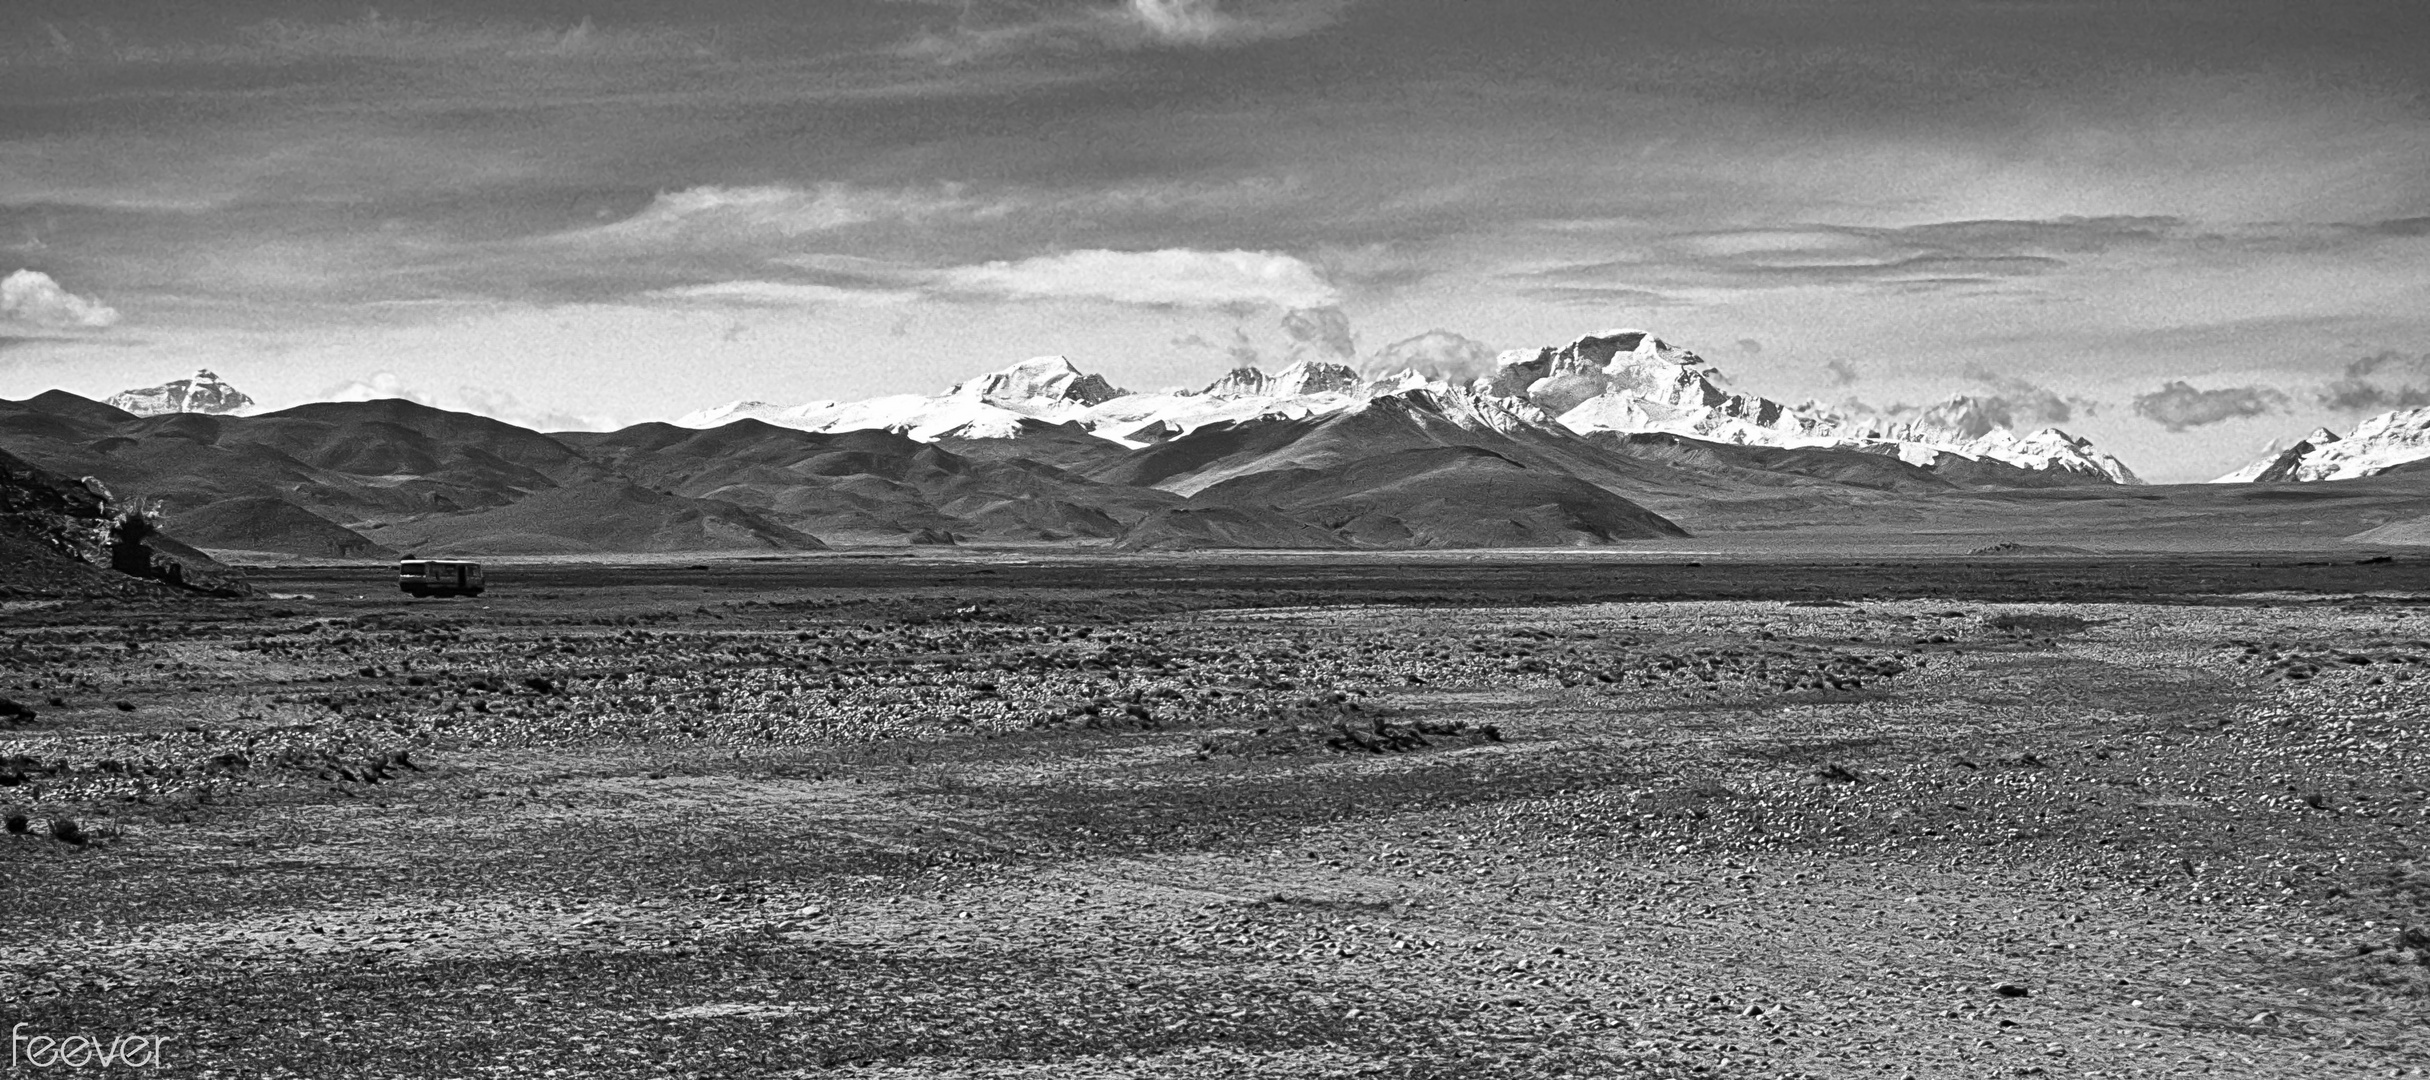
[4,554,2428,1079]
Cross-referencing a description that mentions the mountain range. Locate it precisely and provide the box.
[2214,406,2430,483]
[12,327,2424,563]
[676,329,2143,485]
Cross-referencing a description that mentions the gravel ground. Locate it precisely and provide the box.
[3,570,2427,1078]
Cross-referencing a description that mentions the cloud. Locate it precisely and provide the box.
[1170,332,1217,350]
[1280,305,1355,360]
[1225,327,1263,368]
[1,269,119,330]
[932,248,1339,309]
[1515,285,1679,310]
[1524,217,2184,299]
[1836,369,2103,433]
[1365,329,1502,381]
[1966,368,2093,427]
[2131,381,2289,431]
[1881,217,2184,256]
[319,372,618,432]
[901,0,1350,62]
[582,179,1302,247]
[629,244,1339,313]
[12,12,715,67]
[643,281,922,307]
[544,180,1316,302]
[2361,217,2430,238]
[571,184,1010,248]
[1735,338,1764,355]
[2316,351,2430,413]
[232,13,710,62]
[1308,243,1436,294]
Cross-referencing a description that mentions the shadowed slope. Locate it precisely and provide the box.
[0,395,606,523]
[1119,505,1357,551]
[165,497,394,560]
[1190,445,1688,548]
[559,421,1176,542]
[371,480,825,556]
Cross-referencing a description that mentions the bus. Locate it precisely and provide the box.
[398,559,484,598]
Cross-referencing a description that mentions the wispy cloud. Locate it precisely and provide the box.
[1280,305,1355,360]
[541,178,1309,282]
[1521,217,2183,299]
[2316,351,2430,413]
[4,12,716,68]
[1966,367,2097,426]
[2359,217,2430,238]
[571,184,1015,247]
[643,281,923,307]
[1834,367,2102,432]
[653,246,1340,312]
[933,248,1339,309]
[2131,381,2289,431]
[1366,329,1502,381]
[899,0,1351,62]
[1515,285,1681,310]
[1,269,119,330]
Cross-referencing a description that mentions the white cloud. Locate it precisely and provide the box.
[1119,0,1251,44]
[1280,305,1356,359]
[567,178,1301,254]
[319,371,619,432]
[14,12,716,67]
[901,0,1350,62]
[2,269,120,330]
[933,248,1339,309]
[645,281,923,307]
[1366,328,1503,380]
[581,184,1010,245]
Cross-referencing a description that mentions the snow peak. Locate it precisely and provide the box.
[10,1024,166,1069]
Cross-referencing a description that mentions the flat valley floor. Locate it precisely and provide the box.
[4,554,2429,1078]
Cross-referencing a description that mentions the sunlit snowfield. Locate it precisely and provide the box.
[5,557,2427,1078]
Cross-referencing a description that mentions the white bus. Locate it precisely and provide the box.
[398,559,485,598]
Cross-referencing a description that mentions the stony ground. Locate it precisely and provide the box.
[3,559,2428,1078]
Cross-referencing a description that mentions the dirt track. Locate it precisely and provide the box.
[4,557,2427,1077]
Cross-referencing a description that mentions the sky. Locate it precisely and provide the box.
[3,0,2428,481]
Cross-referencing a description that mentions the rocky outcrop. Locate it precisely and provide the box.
[0,448,250,597]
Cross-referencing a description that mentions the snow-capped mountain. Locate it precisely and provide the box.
[105,369,255,417]
[673,328,2141,484]
[672,356,1121,441]
[2213,407,2430,482]
[1472,330,2136,482]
